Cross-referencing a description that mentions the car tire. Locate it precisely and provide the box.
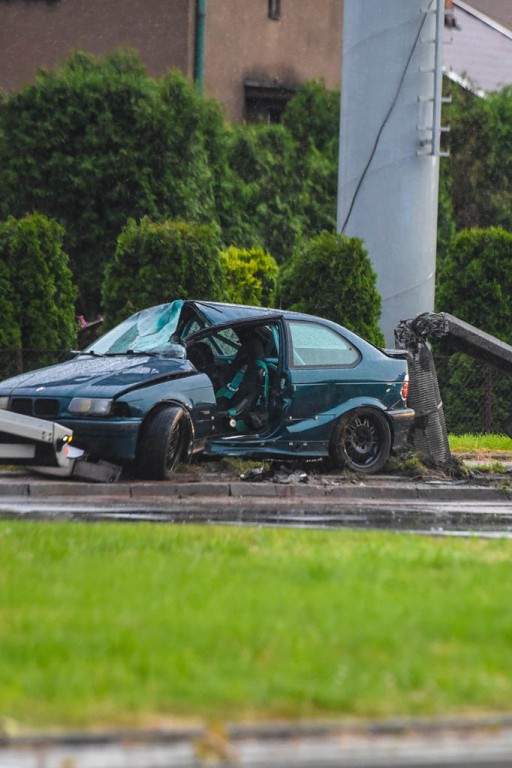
[330,408,392,474]
[136,405,189,480]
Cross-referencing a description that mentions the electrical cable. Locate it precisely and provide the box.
[339,0,435,234]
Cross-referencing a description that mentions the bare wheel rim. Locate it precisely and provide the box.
[343,412,384,468]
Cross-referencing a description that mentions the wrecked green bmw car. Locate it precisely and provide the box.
[0,300,414,478]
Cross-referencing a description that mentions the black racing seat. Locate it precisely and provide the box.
[187,341,215,374]
[216,332,269,430]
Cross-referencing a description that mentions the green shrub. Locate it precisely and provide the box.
[0,63,342,315]
[0,50,229,316]
[436,169,457,269]
[0,257,20,349]
[0,214,76,352]
[220,247,278,307]
[436,226,512,434]
[222,83,341,262]
[437,227,512,338]
[227,124,306,262]
[282,81,339,238]
[444,84,512,233]
[279,231,385,346]
[282,79,340,157]
[102,217,224,326]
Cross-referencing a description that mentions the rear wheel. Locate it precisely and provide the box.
[330,408,391,474]
[136,406,188,480]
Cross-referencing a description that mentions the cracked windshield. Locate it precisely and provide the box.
[86,301,186,356]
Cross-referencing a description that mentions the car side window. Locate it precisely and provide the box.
[288,321,359,367]
[202,325,279,359]
[184,319,202,336]
[210,328,240,356]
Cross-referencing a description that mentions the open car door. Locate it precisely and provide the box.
[183,313,285,437]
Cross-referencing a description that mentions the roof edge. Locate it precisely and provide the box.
[454,1,512,41]
[442,67,486,98]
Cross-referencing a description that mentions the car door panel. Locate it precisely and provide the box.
[284,319,362,429]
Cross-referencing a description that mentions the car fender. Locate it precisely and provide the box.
[118,373,215,418]
[285,396,391,441]
[334,396,391,419]
[119,372,216,453]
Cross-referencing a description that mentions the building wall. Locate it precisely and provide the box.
[0,0,195,93]
[0,0,342,122]
[203,0,343,120]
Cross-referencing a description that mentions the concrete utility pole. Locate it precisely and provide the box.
[337,0,445,345]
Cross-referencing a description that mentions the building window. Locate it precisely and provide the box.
[444,0,460,29]
[268,0,281,21]
[244,80,297,123]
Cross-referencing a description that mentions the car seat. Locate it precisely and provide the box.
[187,341,215,375]
[216,331,269,430]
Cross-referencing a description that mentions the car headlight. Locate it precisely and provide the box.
[0,396,9,410]
[69,397,114,416]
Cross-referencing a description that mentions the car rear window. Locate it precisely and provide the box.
[289,321,359,367]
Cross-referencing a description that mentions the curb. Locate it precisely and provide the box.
[4,715,512,768]
[0,475,510,503]
[4,713,512,746]
[1,470,511,536]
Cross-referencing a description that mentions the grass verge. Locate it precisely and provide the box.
[449,433,512,454]
[2,521,512,730]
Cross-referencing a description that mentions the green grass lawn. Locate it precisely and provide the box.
[2,521,512,730]
[449,433,512,453]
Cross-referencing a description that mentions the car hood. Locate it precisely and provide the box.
[0,354,196,400]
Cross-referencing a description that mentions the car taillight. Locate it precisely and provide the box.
[401,375,409,400]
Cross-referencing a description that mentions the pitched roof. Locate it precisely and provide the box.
[465,0,512,32]
[443,1,512,93]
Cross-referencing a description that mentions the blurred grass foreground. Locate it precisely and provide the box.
[2,521,512,730]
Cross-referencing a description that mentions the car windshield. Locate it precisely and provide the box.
[85,301,185,356]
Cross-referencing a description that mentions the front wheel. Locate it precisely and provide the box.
[136,406,189,480]
[330,408,391,474]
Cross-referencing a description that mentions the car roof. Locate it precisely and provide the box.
[188,300,380,353]
[191,300,284,325]
[191,300,342,328]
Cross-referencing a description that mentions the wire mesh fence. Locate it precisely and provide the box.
[436,353,511,435]
[0,348,510,436]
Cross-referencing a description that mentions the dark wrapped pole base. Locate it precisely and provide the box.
[394,313,451,467]
[395,311,512,466]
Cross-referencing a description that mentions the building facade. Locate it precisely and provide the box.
[0,0,343,122]
[444,0,512,94]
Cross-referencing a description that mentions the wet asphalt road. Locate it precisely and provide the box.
[2,495,512,538]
